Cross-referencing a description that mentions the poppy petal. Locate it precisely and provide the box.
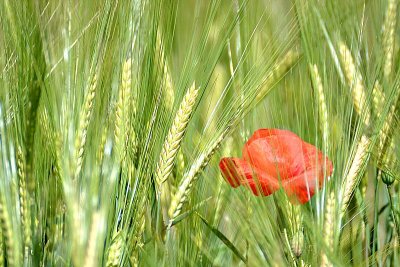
[219,158,281,196]
[247,168,281,196]
[243,132,304,179]
[246,129,300,147]
[282,168,322,203]
[219,128,334,204]
[219,158,253,188]
[301,142,333,176]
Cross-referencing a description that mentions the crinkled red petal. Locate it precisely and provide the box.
[243,131,304,179]
[219,157,252,188]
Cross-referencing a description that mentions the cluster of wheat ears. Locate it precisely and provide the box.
[0,0,400,266]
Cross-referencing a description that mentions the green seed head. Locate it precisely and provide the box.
[382,171,395,186]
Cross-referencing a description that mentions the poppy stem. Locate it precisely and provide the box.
[387,185,400,238]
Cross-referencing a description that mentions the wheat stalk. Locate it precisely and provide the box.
[338,42,370,126]
[70,202,83,266]
[383,0,397,80]
[114,58,132,161]
[74,74,97,178]
[340,135,370,219]
[310,64,329,149]
[321,192,335,267]
[168,129,227,223]
[16,146,31,256]
[84,211,105,267]
[156,82,198,186]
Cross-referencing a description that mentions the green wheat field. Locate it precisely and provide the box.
[0,0,400,266]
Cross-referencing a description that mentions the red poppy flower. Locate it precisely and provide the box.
[219,129,333,204]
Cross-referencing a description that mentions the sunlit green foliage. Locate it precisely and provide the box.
[0,0,399,266]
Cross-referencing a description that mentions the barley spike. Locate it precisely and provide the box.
[156,82,198,186]
[339,42,370,126]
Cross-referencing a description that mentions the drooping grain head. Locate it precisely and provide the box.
[156,82,199,186]
[338,42,370,126]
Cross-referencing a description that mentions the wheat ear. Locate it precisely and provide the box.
[0,197,19,266]
[114,58,132,160]
[383,0,398,80]
[310,64,329,148]
[371,82,397,169]
[321,192,335,267]
[156,82,198,186]
[164,72,175,112]
[54,132,63,180]
[0,107,20,266]
[39,108,54,149]
[340,135,370,219]
[372,81,385,118]
[372,82,389,152]
[213,136,233,224]
[380,101,397,154]
[168,130,227,223]
[168,97,242,222]
[288,204,303,258]
[157,31,175,111]
[176,149,185,177]
[338,42,370,126]
[106,232,124,267]
[256,50,301,103]
[283,228,297,264]
[131,208,146,267]
[74,74,97,178]
[98,122,109,164]
[0,226,3,266]
[16,146,31,255]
